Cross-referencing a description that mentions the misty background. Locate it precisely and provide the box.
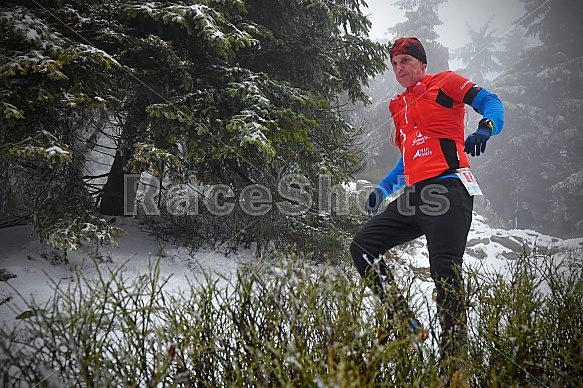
[365,0,526,48]
[349,0,583,238]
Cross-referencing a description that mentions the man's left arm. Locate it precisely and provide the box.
[463,87,505,156]
[468,88,504,135]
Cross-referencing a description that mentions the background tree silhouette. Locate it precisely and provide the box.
[520,0,583,59]
[389,0,450,73]
[472,0,583,236]
[451,17,504,84]
[498,24,528,73]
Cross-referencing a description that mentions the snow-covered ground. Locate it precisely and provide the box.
[392,213,583,327]
[0,217,253,335]
[1,213,582,341]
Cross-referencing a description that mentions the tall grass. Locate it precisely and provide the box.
[0,249,581,387]
[466,252,583,387]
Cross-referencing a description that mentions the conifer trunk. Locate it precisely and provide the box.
[98,101,146,215]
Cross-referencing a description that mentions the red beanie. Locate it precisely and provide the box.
[390,37,427,64]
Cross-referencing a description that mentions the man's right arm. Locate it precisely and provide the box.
[376,157,405,201]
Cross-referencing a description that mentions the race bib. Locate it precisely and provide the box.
[455,168,483,196]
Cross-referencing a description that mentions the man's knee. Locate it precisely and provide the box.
[430,255,463,284]
[350,237,369,278]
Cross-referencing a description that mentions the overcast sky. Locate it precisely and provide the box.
[364,0,527,49]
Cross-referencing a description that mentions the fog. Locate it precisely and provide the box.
[357,0,583,238]
[364,0,525,49]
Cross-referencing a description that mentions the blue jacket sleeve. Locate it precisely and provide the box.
[471,88,504,135]
[376,157,405,201]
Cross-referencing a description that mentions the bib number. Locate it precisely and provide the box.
[456,168,483,196]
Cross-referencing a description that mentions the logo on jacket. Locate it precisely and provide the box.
[413,147,432,159]
[412,130,429,146]
[460,80,472,91]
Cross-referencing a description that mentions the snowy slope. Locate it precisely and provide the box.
[385,212,582,330]
[0,217,251,334]
[1,213,582,337]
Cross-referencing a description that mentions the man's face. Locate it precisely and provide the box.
[391,54,426,88]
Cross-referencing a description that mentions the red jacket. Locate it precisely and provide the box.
[389,71,477,185]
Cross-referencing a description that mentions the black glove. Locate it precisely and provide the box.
[366,188,383,214]
[464,118,494,156]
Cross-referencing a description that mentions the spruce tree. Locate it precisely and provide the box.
[0,2,125,249]
[473,0,583,236]
[499,25,528,73]
[0,0,389,252]
[389,0,449,73]
[451,18,504,84]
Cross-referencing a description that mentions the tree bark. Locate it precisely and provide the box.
[98,101,146,215]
